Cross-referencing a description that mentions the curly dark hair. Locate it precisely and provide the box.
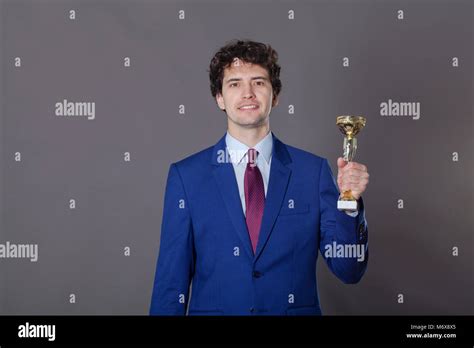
[208,39,282,104]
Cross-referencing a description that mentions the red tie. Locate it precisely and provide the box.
[244,148,265,254]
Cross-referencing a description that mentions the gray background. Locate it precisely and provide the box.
[0,0,472,315]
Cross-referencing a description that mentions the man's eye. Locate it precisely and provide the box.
[230,83,238,87]
[256,81,264,86]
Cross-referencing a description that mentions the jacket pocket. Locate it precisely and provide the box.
[286,305,322,316]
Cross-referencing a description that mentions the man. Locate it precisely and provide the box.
[150,40,370,316]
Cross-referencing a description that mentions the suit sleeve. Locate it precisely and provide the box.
[149,163,195,315]
[318,158,369,284]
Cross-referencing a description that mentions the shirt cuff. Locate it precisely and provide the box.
[345,210,359,217]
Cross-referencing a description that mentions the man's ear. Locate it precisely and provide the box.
[216,93,226,111]
[272,95,279,108]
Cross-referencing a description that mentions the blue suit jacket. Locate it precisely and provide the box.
[150,133,368,315]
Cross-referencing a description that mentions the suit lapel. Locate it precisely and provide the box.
[211,135,254,259]
[254,136,292,261]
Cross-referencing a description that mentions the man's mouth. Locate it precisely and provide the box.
[238,104,259,111]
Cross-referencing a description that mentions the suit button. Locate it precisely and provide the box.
[252,271,262,278]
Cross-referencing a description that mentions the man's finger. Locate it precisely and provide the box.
[337,157,347,169]
[346,162,367,172]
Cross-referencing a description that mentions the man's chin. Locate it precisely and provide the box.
[232,116,268,129]
[236,122,267,129]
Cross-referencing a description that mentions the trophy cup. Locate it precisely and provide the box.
[336,116,367,211]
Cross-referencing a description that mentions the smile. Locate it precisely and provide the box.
[239,105,259,110]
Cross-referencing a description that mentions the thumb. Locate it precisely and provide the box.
[337,157,347,169]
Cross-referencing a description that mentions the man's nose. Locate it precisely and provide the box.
[242,82,256,98]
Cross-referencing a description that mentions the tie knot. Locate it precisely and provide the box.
[247,148,258,166]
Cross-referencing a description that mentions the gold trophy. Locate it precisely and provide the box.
[336,116,366,211]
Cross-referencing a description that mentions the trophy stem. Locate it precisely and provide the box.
[343,137,357,162]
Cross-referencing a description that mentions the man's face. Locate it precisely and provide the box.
[216,59,278,129]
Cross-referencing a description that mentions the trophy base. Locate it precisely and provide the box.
[337,200,358,211]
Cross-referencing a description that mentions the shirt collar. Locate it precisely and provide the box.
[225,130,273,165]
